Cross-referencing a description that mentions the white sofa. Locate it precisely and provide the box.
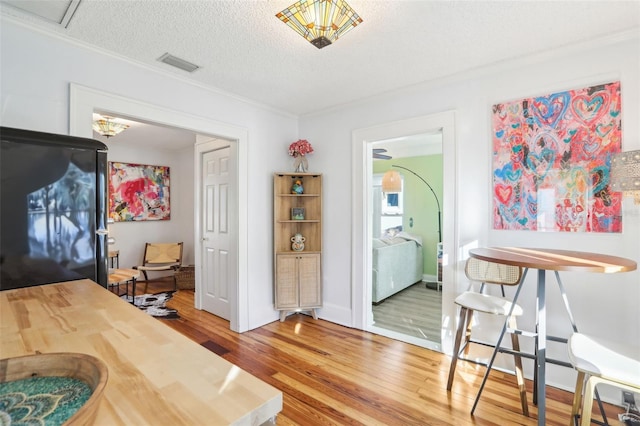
[372,233,424,303]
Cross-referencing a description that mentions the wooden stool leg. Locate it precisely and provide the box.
[463,309,474,355]
[570,371,586,426]
[447,306,469,391]
[508,316,529,417]
[581,376,599,426]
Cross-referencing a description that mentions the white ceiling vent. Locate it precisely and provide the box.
[1,0,81,28]
[157,53,200,73]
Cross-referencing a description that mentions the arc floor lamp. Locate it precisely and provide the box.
[382,165,442,288]
[382,165,442,243]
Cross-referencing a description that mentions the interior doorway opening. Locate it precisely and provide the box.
[351,111,457,354]
[69,83,250,332]
[369,133,443,346]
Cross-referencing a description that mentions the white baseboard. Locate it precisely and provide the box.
[423,273,437,282]
[317,302,353,328]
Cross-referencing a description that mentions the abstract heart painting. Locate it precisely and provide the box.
[492,81,622,233]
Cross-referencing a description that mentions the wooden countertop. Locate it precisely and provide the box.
[0,280,282,425]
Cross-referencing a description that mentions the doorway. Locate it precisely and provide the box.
[351,111,458,353]
[370,133,443,344]
[69,83,251,332]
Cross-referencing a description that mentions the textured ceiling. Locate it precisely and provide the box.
[2,1,640,117]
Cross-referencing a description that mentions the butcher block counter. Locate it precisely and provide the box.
[0,280,282,425]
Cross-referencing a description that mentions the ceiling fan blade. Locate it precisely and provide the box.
[373,153,392,160]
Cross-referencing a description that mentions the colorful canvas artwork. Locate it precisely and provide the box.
[492,81,622,233]
[109,162,170,221]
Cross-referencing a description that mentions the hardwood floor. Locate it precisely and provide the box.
[140,280,618,425]
[372,283,442,343]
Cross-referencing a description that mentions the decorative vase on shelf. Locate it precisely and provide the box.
[291,233,306,252]
[288,139,313,173]
[293,154,308,173]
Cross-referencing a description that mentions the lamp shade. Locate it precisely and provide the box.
[276,0,363,49]
[93,116,129,138]
[382,170,402,193]
[611,149,640,204]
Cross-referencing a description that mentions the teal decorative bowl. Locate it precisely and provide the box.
[0,352,108,425]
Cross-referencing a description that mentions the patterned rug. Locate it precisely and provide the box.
[121,291,179,319]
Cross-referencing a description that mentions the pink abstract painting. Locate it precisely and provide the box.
[492,81,622,233]
[109,162,170,221]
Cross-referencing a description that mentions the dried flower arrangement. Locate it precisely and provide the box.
[288,139,314,157]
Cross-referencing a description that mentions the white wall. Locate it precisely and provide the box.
[300,32,640,396]
[0,18,298,330]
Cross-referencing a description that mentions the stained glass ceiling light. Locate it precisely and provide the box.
[276,0,363,49]
[92,116,129,138]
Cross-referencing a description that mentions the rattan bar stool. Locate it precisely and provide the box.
[569,333,640,426]
[447,257,529,416]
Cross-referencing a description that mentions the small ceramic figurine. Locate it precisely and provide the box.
[291,233,306,251]
[291,180,304,194]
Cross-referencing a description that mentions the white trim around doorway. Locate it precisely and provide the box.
[351,111,458,353]
[69,83,250,332]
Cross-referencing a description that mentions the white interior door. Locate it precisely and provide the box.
[201,146,234,320]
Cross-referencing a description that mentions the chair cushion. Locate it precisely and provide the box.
[568,333,640,388]
[136,263,179,271]
[454,291,523,316]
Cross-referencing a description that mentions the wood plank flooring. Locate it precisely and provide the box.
[372,283,442,343]
[139,279,620,425]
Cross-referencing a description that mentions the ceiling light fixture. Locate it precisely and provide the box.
[276,0,363,49]
[92,116,129,138]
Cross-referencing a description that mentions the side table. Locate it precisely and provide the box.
[108,268,140,305]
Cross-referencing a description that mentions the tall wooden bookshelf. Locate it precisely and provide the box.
[273,173,322,321]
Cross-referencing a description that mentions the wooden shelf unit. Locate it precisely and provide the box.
[273,173,322,321]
